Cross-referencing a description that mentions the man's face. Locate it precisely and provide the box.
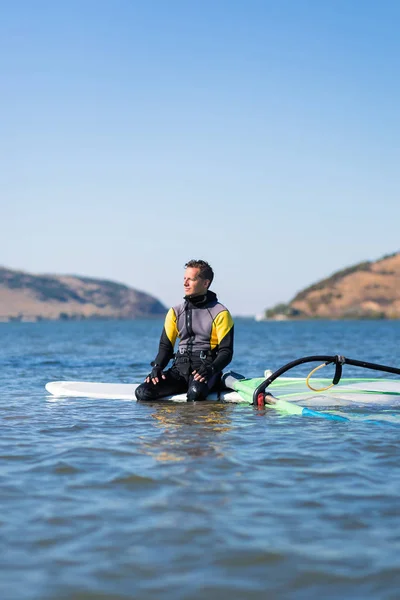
[183,267,210,297]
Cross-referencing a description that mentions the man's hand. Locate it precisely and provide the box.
[192,364,215,383]
[146,365,166,385]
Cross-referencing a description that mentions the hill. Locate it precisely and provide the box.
[264,252,400,320]
[0,267,167,321]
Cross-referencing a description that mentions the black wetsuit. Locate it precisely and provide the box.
[135,290,234,401]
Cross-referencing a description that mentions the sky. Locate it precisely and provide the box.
[1,0,400,316]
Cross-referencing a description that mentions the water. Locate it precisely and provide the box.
[1,319,399,599]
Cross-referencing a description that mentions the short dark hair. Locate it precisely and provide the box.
[185,259,214,285]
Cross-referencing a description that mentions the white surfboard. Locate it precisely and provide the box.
[45,380,242,403]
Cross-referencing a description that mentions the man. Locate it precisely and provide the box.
[135,259,234,402]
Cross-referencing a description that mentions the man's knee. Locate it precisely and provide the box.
[135,383,156,401]
[187,380,208,402]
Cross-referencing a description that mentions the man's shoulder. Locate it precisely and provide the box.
[207,298,233,318]
[170,301,186,315]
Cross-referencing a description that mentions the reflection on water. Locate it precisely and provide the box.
[144,403,234,461]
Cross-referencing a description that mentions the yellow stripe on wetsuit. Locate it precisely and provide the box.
[164,308,179,346]
[210,310,234,350]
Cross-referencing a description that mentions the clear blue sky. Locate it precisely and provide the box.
[1,0,399,315]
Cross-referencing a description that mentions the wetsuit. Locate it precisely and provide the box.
[135,290,234,401]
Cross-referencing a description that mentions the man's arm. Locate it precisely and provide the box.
[152,308,178,369]
[210,310,234,373]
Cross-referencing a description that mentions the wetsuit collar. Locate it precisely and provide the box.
[184,290,217,307]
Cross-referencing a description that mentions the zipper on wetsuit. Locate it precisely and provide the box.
[185,303,194,360]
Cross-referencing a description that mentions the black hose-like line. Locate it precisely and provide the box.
[252,354,400,405]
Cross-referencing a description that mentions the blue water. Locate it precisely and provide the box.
[1,319,399,599]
